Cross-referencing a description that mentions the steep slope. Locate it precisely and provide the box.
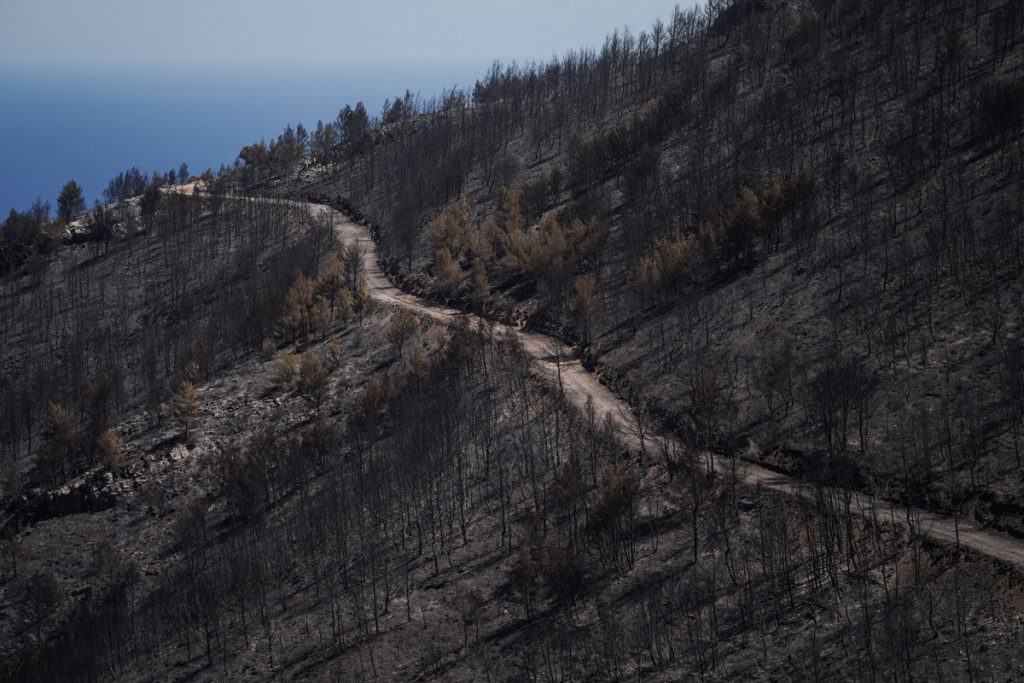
[3,194,1024,681]
[4,0,1024,680]
[0,191,329,472]
[330,201,1024,570]
[249,0,1024,537]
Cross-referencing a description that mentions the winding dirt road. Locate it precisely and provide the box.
[323,200,1024,571]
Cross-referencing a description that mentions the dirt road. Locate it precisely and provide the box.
[323,201,1024,571]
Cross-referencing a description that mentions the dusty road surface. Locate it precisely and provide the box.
[242,196,1024,572]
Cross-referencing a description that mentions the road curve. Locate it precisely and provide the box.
[322,200,1024,572]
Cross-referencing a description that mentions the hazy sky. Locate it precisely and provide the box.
[1,0,693,68]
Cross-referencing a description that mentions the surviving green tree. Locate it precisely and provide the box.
[57,180,86,223]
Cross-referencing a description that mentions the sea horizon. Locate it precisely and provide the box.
[1,60,487,214]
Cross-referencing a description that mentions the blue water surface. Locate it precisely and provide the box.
[0,61,484,214]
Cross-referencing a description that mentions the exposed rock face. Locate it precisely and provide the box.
[26,472,119,524]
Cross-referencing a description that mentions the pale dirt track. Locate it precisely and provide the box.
[311,199,1024,571]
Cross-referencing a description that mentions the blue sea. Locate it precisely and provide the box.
[0,61,484,214]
